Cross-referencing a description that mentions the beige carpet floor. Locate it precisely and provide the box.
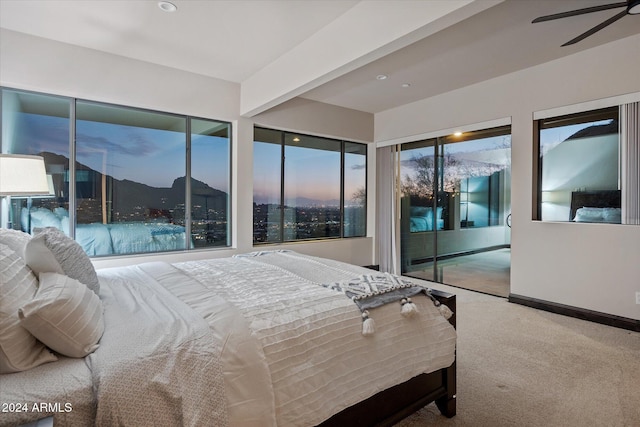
[394,282,640,427]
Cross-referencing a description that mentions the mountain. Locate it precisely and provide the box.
[38,152,227,221]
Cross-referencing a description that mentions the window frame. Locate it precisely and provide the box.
[400,125,511,232]
[533,106,619,223]
[1,86,233,255]
[253,126,367,245]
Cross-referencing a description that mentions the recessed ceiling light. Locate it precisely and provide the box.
[376,74,388,80]
[401,83,411,88]
[453,131,463,137]
[158,1,177,12]
[293,137,300,142]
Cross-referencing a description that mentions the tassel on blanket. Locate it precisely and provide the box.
[361,310,375,336]
[435,301,453,320]
[400,297,418,318]
[323,274,455,335]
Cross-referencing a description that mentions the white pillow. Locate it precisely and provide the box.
[0,243,58,374]
[28,207,62,233]
[19,272,104,358]
[573,207,604,222]
[0,228,31,259]
[25,227,100,295]
[53,207,69,219]
[603,207,622,223]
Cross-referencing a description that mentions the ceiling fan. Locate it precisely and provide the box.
[532,0,640,46]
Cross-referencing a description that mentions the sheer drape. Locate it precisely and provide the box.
[621,102,640,225]
[376,145,399,274]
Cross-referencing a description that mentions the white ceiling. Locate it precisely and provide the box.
[1,0,639,116]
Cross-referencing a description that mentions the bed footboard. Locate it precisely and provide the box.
[318,291,457,426]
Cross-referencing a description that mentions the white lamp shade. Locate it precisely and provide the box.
[0,154,50,196]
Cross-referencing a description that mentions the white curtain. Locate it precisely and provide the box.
[376,145,400,274]
[621,102,640,225]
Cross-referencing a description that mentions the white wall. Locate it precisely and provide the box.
[0,29,376,269]
[0,30,240,122]
[376,34,640,320]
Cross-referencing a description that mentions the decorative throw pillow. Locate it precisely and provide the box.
[0,228,31,259]
[25,227,100,295]
[0,243,58,374]
[19,272,104,358]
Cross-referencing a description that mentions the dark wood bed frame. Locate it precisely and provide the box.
[319,289,456,426]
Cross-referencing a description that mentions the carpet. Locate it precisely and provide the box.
[394,282,640,427]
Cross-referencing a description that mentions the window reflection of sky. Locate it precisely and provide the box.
[253,139,366,205]
[18,110,362,205]
[15,113,69,156]
[540,119,612,154]
[400,135,511,180]
[14,112,230,191]
[284,145,340,203]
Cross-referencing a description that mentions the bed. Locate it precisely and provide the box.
[409,206,445,232]
[0,228,457,427]
[22,207,192,255]
[570,190,621,224]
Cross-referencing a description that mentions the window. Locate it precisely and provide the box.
[190,118,231,247]
[343,142,367,237]
[400,126,511,232]
[1,88,231,255]
[253,127,367,244]
[534,107,621,223]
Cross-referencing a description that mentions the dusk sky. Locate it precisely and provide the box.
[253,141,366,204]
[16,112,230,191]
[539,120,612,154]
[16,111,364,204]
[400,134,511,180]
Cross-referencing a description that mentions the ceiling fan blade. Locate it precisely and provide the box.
[532,2,627,23]
[562,9,628,46]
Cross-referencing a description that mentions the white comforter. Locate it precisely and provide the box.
[0,264,229,427]
[92,265,228,427]
[172,251,457,427]
[0,251,456,427]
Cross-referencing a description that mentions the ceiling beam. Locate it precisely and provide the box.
[240,0,502,117]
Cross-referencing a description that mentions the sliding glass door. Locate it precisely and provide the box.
[400,126,511,296]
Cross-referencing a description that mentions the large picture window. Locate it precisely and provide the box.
[1,88,231,255]
[253,127,367,244]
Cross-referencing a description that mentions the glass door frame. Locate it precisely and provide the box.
[399,125,512,284]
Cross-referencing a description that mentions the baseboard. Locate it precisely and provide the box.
[508,294,640,332]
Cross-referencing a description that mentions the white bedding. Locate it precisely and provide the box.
[0,251,456,427]
[174,251,456,427]
[1,265,229,427]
